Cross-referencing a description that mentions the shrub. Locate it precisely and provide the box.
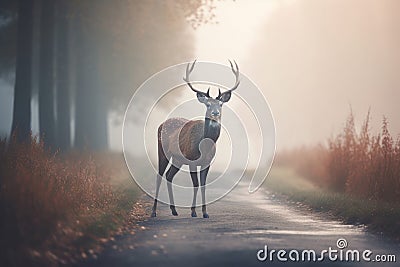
[277,111,400,202]
[0,134,130,266]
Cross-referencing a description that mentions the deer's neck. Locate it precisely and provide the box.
[204,118,221,142]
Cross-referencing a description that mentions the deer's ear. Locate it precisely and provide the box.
[196,92,208,104]
[218,91,231,103]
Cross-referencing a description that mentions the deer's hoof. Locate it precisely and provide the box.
[191,211,197,217]
[203,213,209,218]
[171,210,178,216]
[150,211,156,217]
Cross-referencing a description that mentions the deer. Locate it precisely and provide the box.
[151,60,240,219]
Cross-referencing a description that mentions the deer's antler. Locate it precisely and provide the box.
[183,60,210,97]
[217,60,240,101]
[227,60,240,92]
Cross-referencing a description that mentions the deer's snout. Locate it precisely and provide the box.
[211,110,220,117]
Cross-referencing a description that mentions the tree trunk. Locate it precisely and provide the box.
[55,0,71,151]
[73,15,108,151]
[11,0,34,142]
[38,0,56,148]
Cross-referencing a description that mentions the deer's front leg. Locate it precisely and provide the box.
[190,166,199,217]
[200,166,210,218]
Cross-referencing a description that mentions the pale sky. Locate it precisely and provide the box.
[189,0,281,168]
[195,0,282,62]
[193,0,400,149]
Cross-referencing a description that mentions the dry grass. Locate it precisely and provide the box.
[277,111,400,203]
[0,135,141,266]
[328,111,400,201]
[272,111,400,239]
[265,167,400,240]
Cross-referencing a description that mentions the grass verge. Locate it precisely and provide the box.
[0,136,146,266]
[265,167,400,241]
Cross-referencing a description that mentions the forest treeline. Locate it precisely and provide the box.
[0,1,215,266]
[1,0,214,151]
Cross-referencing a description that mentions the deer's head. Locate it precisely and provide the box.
[183,60,240,122]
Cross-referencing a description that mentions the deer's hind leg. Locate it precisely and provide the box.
[151,145,169,218]
[166,161,181,216]
[189,165,199,217]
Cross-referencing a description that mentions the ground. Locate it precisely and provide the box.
[77,176,399,267]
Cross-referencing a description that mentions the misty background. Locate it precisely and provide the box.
[1,0,399,152]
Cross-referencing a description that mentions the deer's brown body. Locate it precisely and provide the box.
[159,118,216,164]
[151,60,240,218]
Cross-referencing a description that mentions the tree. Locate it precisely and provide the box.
[38,0,56,147]
[10,0,34,142]
[72,3,108,150]
[55,0,72,151]
[5,0,215,150]
[0,0,17,80]
[71,0,213,150]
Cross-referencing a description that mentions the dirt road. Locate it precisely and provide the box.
[78,181,399,267]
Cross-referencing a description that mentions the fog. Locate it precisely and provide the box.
[1,0,399,152]
[195,0,400,149]
[250,0,400,148]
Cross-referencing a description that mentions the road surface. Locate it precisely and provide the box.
[78,181,399,267]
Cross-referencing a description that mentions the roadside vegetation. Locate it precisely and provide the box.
[269,111,400,240]
[0,135,144,267]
